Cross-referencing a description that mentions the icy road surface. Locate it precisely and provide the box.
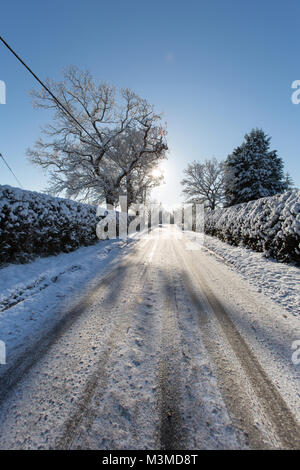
[0,225,299,449]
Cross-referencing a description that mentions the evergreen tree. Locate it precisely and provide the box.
[224,128,286,206]
[283,172,294,190]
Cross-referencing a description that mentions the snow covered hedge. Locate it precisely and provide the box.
[0,186,100,264]
[205,190,300,263]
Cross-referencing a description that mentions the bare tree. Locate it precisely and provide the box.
[109,127,165,206]
[123,165,164,207]
[181,158,225,210]
[27,66,167,206]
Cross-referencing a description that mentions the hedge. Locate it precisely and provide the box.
[0,185,100,264]
[204,190,300,263]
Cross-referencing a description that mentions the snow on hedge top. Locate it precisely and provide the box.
[0,185,97,219]
[205,190,300,263]
[0,185,99,263]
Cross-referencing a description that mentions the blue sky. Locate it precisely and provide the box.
[0,0,299,206]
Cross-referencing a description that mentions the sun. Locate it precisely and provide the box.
[152,168,162,178]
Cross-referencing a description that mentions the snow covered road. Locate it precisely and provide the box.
[0,225,299,449]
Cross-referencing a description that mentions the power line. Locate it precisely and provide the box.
[0,35,101,148]
[0,153,24,188]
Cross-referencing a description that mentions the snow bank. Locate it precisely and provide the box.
[0,185,100,264]
[205,190,300,263]
[202,234,300,317]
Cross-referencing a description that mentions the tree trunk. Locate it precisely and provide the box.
[105,194,116,207]
[126,176,134,209]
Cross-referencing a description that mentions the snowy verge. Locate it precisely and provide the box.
[202,234,300,317]
[184,231,299,317]
[0,237,137,378]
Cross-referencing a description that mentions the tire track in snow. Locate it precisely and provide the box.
[157,241,186,450]
[55,320,129,449]
[0,265,81,313]
[173,239,300,449]
[0,263,127,404]
[55,241,155,449]
[0,239,153,443]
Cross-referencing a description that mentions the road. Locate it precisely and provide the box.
[0,225,299,449]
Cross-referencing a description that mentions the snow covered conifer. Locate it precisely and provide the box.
[283,172,294,190]
[224,129,286,206]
